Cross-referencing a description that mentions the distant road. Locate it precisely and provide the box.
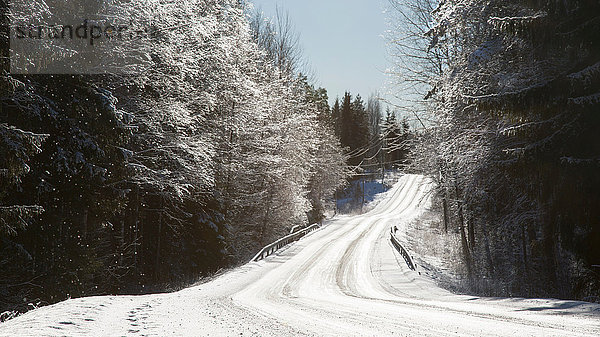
[2,174,599,336]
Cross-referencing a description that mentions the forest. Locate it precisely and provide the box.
[1,0,599,319]
[390,0,600,301]
[0,0,354,315]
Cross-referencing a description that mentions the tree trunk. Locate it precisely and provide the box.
[134,185,139,267]
[455,181,472,279]
[81,209,88,240]
[468,215,475,255]
[521,224,530,295]
[459,218,473,280]
[481,217,494,277]
[155,196,163,281]
[120,219,125,265]
[553,223,567,298]
[259,190,273,247]
[362,179,365,212]
[442,196,449,233]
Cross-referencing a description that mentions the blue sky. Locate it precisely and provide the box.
[249,0,392,106]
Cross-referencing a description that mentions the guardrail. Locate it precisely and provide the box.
[252,224,320,262]
[289,224,307,234]
[390,227,417,271]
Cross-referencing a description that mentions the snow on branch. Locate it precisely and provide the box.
[568,61,600,87]
[0,205,44,235]
[461,77,556,109]
[0,124,49,152]
[488,13,547,33]
[504,116,579,157]
[489,13,547,23]
[568,92,600,107]
[560,157,600,166]
[499,114,563,136]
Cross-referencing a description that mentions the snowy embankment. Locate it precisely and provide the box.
[335,170,403,214]
[1,174,599,336]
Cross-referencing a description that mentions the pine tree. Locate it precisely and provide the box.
[382,109,400,169]
[331,98,341,138]
[338,92,370,167]
[351,94,370,157]
[340,92,353,151]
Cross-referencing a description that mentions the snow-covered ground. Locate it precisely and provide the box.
[391,181,467,291]
[1,174,599,336]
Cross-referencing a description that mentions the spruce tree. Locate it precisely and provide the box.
[340,92,353,151]
[331,98,341,139]
[351,94,370,157]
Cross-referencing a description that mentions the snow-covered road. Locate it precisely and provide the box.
[2,174,599,336]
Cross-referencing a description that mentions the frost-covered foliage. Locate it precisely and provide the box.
[211,49,347,261]
[390,0,600,300]
[0,0,347,315]
[106,0,347,261]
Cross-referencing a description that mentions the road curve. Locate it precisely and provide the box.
[1,174,599,336]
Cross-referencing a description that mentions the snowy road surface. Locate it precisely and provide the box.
[1,174,599,336]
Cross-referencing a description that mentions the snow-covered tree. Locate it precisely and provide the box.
[391,0,600,299]
[0,124,47,235]
[0,0,349,314]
